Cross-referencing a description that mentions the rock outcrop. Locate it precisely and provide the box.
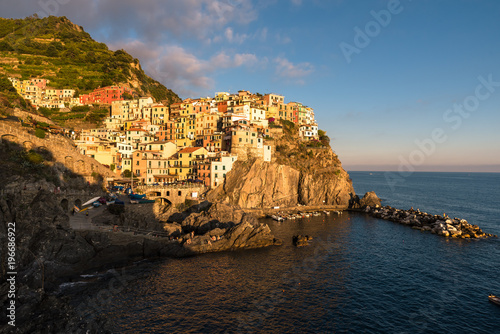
[208,160,300,208]
[176,202,281,253]
[208,159,355,209]
[293,235,313,247]
[360,191,382,208]
[208,122,356,209]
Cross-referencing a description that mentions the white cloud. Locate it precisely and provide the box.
[112,41,260,96]
[274,57,314,84]
[1,0,258,43]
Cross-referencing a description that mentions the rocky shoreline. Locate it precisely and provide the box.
[363,205,497,239]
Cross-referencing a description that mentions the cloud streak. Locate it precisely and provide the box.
[274,57,314,84]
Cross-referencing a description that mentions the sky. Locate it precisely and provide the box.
[1,0,499,172]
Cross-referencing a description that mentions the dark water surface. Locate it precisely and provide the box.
[74,172,500,333]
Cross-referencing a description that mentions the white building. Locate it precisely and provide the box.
[210,153,238,188]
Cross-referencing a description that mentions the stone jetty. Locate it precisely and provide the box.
[364,206,496,239]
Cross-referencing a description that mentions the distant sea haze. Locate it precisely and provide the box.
[347,165,500,173]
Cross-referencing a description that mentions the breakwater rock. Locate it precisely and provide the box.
[364,206,496,239]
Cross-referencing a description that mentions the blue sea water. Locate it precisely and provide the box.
[90,172,500,333]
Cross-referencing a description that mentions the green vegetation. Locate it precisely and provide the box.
[0,74,33,112]
[91,171,103,183]
[1,140,60,185]
[34,128,46,138]
[0,16,180,104]
[280,119,296,134]
[318,129,330,147]
[44,105,109,125]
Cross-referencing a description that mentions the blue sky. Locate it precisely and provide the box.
[1,0,499,172]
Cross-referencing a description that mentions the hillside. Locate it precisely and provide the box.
[0,15,180,104]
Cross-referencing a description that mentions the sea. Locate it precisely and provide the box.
[63,172,500,333]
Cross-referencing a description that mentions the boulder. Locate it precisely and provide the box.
[293,235,312,247]
[360,191,382,208]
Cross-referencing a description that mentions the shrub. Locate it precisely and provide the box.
[27,150,44,164]
[35,128,46,138]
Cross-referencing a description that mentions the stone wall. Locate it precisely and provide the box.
[13,108,55,125]
[0,121,114,179]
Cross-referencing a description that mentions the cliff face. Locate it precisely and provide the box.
[298,166,353,207]
[209,150,355,209]
[208,122,355,209]
[209,160,300,208]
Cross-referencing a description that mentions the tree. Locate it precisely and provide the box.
[46,44,59,57]
[122,169,132,178]
[122,92,133,100]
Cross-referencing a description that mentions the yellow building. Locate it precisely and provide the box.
[177,147,208,180]
[151,104,169,125]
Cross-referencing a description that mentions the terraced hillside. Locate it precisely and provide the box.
[0,15,180,104]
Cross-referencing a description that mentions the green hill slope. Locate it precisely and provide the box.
[0,15,180,104]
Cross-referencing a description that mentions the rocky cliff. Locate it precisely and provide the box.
[209,125,356,209]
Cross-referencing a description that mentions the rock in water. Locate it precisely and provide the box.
[293,235,312,247]
[360,191,382,208]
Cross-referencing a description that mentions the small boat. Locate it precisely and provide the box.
[129,193,146,199]
[489,295,500,306]
[270,215,284,222]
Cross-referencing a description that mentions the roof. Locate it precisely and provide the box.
[178,147,205,154]
[128,128,148,132]
[142,140,176,145]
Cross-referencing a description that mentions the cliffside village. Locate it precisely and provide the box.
[7,78,320,188]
